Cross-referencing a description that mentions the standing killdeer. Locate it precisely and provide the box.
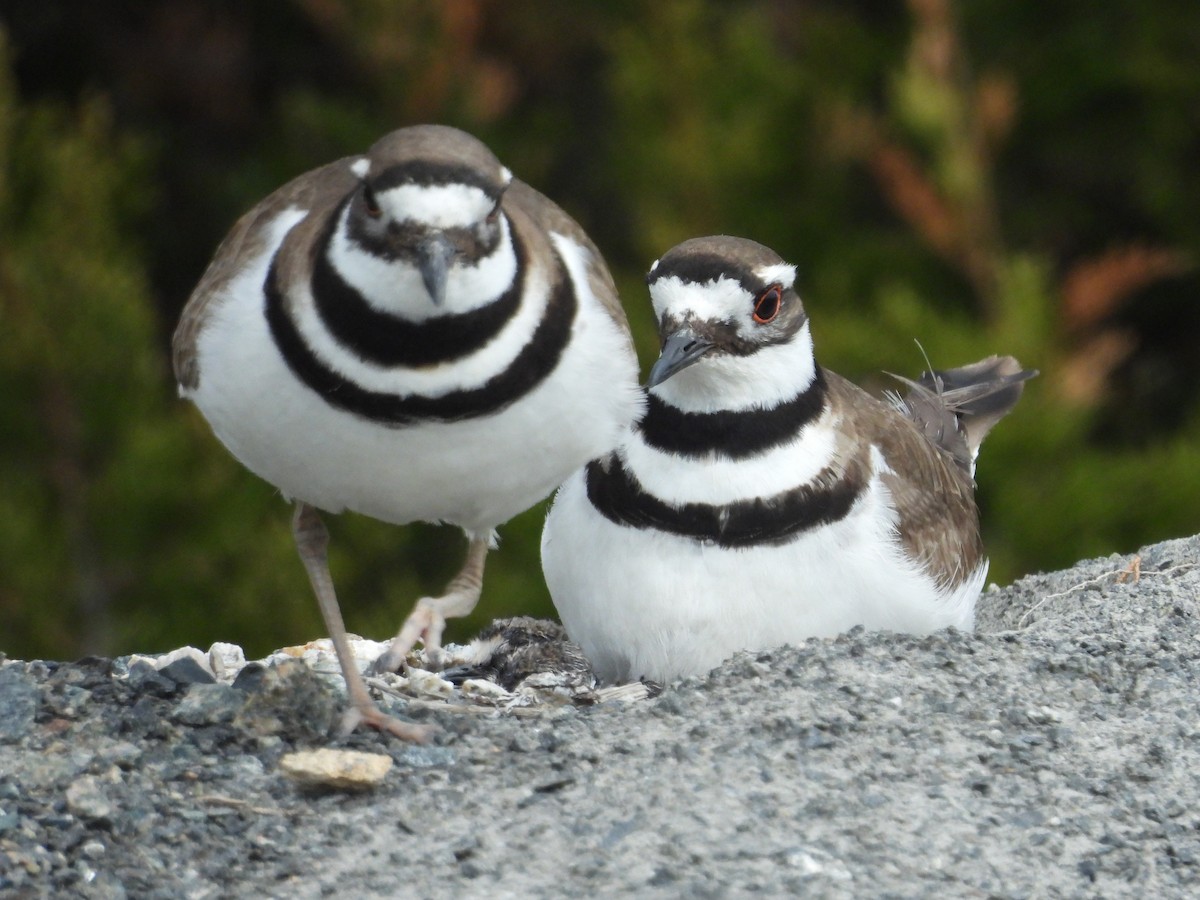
[173,125,642,739]
[541,235,1034,685]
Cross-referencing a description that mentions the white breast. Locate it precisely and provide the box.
[541,448,983,684]
[185,213,641,535]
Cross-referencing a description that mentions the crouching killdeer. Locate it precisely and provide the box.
[541,235,1034,685]
[173,125,642,739]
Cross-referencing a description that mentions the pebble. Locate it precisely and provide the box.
[65,776,113,823]
[278,749,393,791]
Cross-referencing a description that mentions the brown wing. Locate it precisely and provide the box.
[889,355,1035,469]
[504,180,632,336]
[171,158,360,390]
[827,372,984,590]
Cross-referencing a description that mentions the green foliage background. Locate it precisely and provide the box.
[2,1,1198,660]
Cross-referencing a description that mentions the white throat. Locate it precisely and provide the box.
[650,321,818,414]
[327,210,518,322]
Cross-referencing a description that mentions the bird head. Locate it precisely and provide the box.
[645,236,809,398]
[345,125,513,307]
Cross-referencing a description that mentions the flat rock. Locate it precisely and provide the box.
[278,748,393,790]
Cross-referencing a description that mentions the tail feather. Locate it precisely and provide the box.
[888,355,1036,474]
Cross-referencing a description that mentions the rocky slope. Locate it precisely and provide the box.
[2,536,1198,898]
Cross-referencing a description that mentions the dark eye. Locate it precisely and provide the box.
[753,285,782,324]
[361,184,382,219]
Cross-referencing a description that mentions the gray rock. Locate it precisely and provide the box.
[158,656,216,686]
[233,659,339,739]
[126,660,178,696]
[171,683,241,726]
[0,666,39,742]
[2,536,1200,897]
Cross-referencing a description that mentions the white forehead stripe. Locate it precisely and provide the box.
[499,166,513,186]
[755,263,797,288]
[649,274,749,323]
[350,157,370,178]
[379,183,494,228]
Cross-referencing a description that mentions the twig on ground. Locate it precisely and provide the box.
[363,675,550,718]
[198,795,282,815]
[1018,557,1195,629]
[1117,555,1142,584]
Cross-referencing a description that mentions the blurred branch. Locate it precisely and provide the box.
[825,0,1197,412]
[1057,329,1139,406]
[1053,245,1192,406]
[1061,245,1193,333]
[864,131,977,285]
[827,0,1008,321]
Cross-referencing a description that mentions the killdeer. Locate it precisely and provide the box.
[541,235,1034,685]
[173,125,642,739]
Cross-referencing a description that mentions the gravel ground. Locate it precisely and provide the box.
[2,535,1199,898]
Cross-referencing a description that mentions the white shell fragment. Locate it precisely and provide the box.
[119,619,648,721]
[127,646,217,680]
[207,642,246,680]
[403,667,456,699]
[460,678,511,702]
[267,637,393,680]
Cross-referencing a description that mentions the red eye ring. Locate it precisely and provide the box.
[753,285,782,324]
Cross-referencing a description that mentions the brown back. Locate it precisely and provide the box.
[827,372,985,590]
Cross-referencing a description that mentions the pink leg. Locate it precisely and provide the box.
[292,503,434,742]
[373,535,490,673]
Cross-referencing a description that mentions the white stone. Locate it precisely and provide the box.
[154,646,215,678]
[207,642,246,681]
